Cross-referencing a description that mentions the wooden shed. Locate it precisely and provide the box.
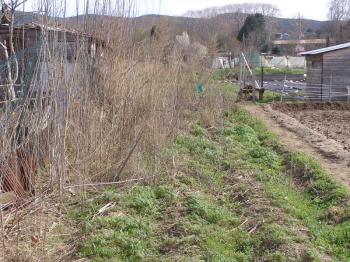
[300,43,350,101]
[0,21,104,101]
[0,22,104,201]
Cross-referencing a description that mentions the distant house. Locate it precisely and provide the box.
[295,44,305,53]
[212,56,233,69]
[300,43,350,101]
[274,33,290,40]
[261,56,306,69]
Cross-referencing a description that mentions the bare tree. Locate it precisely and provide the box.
[291,13,308,40]
[183,3,280,18]
[328,0,350,21]
[183,3,280,55]
[328,0,350,40]
[0,0,28,102]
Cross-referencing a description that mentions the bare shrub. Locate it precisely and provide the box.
[0,0,231,260]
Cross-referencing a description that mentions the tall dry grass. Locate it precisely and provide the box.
[0,0,229,260]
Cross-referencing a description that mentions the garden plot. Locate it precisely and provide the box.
[272,103,350,152]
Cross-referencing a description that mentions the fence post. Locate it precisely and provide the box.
[241,52,260,101]
[281,74,286,102]
[329,73,333,102]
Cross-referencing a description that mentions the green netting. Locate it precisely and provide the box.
[0,35,92,103]
[0,39,43,95]
[240,51,261,68]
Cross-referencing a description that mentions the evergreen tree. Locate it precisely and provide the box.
[237,13,266,48]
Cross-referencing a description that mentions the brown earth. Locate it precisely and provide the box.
[272,102,350,112]
[272,103,350,152]
[244,103,350,189]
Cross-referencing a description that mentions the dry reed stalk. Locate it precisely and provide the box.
[0,0,225,260]
[0,206,5,262]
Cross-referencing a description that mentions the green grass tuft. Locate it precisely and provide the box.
[185,192,238,225]
[78,105,350,261]
[288,152,349,206]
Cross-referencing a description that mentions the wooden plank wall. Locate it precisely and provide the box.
[305,49,350,100]
[323,48,350,99]
[305,54,323,97]
[306,55,323,87]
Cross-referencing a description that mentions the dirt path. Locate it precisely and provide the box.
[243,104,350,189]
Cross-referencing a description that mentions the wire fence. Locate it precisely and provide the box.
[278,82,350,102]
[239,51,350,103]
[261,56,306,69]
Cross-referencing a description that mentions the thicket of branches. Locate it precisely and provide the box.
[0,0,230,260]
[328,0,350,42]
[183,3,280,18]
[182,3,280,55]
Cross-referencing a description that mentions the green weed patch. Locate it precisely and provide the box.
[78,106,349,261]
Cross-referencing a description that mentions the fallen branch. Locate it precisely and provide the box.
[63,175,156,189]
[93,202,116,219]
[248,224,259,234]
[237,219,249,229]
[114,126,145,180]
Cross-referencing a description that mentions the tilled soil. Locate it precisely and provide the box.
[244,104,350,189]
[272,102,350,112]
[272,103,350,152]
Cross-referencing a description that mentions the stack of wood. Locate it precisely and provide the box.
[241,84,265,101]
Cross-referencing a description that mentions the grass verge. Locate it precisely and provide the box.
[75,103,349,261]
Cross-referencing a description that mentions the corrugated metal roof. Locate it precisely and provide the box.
[300,42,350,56]
[0,22,93,38]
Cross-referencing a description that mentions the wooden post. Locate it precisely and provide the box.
[239,53,243,99]
[252,62,256,102]
[260,64,264,89]
[329,73,333,102]
[259,54,265,101]
[239,53,243,87]
[281,74,286,102]
[241,52,260,101]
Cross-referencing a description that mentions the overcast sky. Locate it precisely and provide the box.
[136,0,330,21]
[23,0,330,21]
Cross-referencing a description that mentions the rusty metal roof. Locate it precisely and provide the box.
[0,22,100,42]
[300,42,350,56]
[0,22,80,34]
